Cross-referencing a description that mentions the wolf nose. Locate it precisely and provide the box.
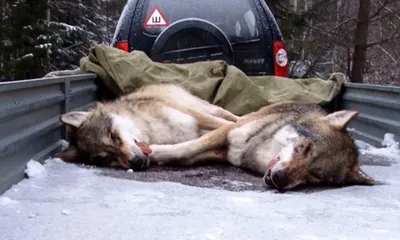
[264,169,273,186]
[271,170,289,190]
[128,156,148,171]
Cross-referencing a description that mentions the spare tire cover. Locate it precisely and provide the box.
[150,18,234,64]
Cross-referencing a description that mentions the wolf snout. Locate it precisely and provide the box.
[271,170,289,190]
[128,156,150,171]
[264,169,273,186]
[264,170,289,191]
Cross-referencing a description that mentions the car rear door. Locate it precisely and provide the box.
[129,0,275,75]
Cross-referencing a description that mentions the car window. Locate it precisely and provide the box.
[244,10,258,37]
[141,0,261,42]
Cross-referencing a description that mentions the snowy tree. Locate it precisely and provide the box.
[0,0,125,81]
[47,0,106,71]
[1,0,51,79]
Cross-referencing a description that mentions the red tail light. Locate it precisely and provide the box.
[273,40,288,77]
[114,40,129,52]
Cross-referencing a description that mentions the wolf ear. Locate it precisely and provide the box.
[60,111,89,128]
[345,165,375,185]
[322,110,359,130]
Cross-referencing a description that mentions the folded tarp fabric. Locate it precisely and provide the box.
[44,44,344,116]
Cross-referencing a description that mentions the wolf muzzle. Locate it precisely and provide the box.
[264,169,289,191]
[128,156,150,171]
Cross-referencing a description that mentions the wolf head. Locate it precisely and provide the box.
[263,110,375,191]
[56,108,151,170]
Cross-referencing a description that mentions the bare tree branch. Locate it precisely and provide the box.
[366,29,400,47]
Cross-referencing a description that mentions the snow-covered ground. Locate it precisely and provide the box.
[1,135,400,240]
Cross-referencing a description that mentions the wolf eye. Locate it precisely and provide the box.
[309,168,323,180]
[303,146,310,157]
[110,132,120,142]
[299,142,312,157]
[307,173,322,184]
[93,154,111,165]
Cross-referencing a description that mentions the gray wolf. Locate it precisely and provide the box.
[148,101,375,191]
[55,84,238,170]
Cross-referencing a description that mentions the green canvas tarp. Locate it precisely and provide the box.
[44,44,344,116]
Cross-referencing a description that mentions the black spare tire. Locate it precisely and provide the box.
[150,18,234,65]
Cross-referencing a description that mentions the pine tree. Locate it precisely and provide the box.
[3,0,50,79]
[0,0,113,81]
[47,0,107,72]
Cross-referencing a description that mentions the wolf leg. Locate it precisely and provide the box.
[149,123,235,163]
[196,98,239,122]
[163,100,234,130]
[209,106,239,122]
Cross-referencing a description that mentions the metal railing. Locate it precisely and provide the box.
[0,74,98,194]
[340,82,400,147]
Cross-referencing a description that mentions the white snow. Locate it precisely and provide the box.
[22,25,33,31]
[24,160,47,179]
[37,35,48,41]
[48,21,84,32]
[61,210,72,216]
[19,53,33,59]
[57,22,78,31]
[35,43,52,49]
[223,180,253,187]
[0,197,18,206]
[356,133,400,162]
[28,213,39,219]
[0,139,400,240]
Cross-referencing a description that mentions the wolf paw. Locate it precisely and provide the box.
[149,144,182,162]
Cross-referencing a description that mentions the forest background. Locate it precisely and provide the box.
[0,0,399,85]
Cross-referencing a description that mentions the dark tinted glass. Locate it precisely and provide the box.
[142,0,260,42]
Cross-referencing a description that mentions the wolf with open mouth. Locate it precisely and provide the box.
[56,84,238,170]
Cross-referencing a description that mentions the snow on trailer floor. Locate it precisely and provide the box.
[1,135,400,240]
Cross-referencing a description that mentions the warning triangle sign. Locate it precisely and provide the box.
[144,7,168,27]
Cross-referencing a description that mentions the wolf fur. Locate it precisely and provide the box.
[149,101,375,191]
[56,84,238,170]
